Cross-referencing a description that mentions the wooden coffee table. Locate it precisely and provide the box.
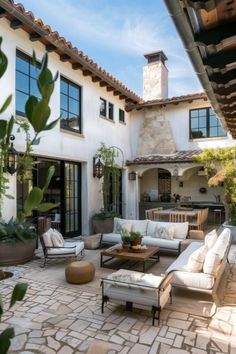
[100,246,160,272]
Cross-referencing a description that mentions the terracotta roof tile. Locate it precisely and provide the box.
[3,0,141,103]
[126,150,201,165]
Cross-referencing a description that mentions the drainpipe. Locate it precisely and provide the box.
[164,0,227,130]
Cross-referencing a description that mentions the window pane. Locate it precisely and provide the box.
[16,91,28,114]
[119,109,125,122]
[30,62,40,79]
[108,102,113,120]
[69,84,79,99]
[100,98,106,116]
[218,127,227,136]
[199,109,206,117]
[191,129,202,139]
[191,118,198,129]
[30,78,40,98]
[199,116,206,128]
[60,79,68,94]
[199,128,207,137]
[210,127,218,136]
[209,114,218,126]
[16,54,29,74]
[69,97,79,115]
[60,93,68,111]
[68,114,79,130]
[16,71,29,94]
[190,110,198,118]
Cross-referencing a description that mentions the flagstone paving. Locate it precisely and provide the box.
[0,249,236,353]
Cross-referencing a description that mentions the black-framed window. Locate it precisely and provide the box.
[16,50,40,116]
[190,107,226,139]
[60,77,81,133]
[100,98,106,117]
[108,102,114,120]
[119,109,125,123]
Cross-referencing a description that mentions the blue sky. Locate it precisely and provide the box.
[21,0,202,97]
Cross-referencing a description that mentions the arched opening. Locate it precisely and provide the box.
[140,168,172,202]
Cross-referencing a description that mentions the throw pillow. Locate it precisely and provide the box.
[186,245,208,272]
[116,221,132,233]
[153,225,174,240]
[204,229,217,249]
[203,251,221,275]
[51,231,64,247]
[211,228,231,260]
[42,228,53,247]
[52,229,64,244]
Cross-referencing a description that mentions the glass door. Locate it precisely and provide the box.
[64,162,81,237]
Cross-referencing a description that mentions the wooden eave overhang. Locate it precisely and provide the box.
[164,0,236,138]
[0,0,141,104]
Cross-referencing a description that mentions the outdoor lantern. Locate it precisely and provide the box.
[6,135,18,175]
[93,156,104,179]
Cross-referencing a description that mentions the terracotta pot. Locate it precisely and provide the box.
[92,217,113,234]
[0,239,37,266]
[130,238,142,247]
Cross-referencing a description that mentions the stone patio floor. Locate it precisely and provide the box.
[0,245,236,354]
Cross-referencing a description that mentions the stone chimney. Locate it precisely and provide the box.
[143,51,168,101]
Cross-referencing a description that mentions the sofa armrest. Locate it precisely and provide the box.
[189,230,204,240]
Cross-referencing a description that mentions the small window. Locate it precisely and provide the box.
[60,77,81,133]
[108,102,114,120]
[100,98,106,117]
[16,50,40,116]
[119,109,125,123]
[190,107,226,139]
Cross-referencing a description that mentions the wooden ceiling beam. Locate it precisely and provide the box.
[60,54,71,62]
[194,21,236,46]
[218,96,236,105]
[203,50,236,69]
[72,63,83,70]
[119,95,126,100]
[214,83,236,96]
[30,33,42,42]
[113,90,120,96]
[82,69,92,76]
[46,44,57,52]
[10,19,24,30]
[106,86,114,92]
[99,81,108,87]
[0,7,7,18]
[209,68,236,84]
[91,75,101,82]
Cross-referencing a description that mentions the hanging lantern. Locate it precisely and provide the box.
[93,156,104,179]
[6,135,18,175]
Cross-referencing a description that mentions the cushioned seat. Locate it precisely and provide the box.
[65,261,95,284]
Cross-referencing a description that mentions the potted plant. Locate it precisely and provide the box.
[92,143,122,233]
[0,38,59,264]
[196,147,236,242]
[129,231,143,247]
[120,228,131,250]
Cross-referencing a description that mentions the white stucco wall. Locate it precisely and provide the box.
[0,19,133,232]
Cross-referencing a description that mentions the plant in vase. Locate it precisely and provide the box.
[129,231,143,250]
[120,228,131,250]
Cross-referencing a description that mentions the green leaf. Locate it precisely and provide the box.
[17,211,25,224]
[23,187,43,214]
[38,68,54,99]
[0,120,7,139]
[42,165,55,192]
[0,327,14,354]
[30,99,51,132]
[0,95,12,114]
[44,117,60,131]
[9,283,28,308]
[0,38,8,79]
[25,96,38,122]
[6,115,14,138]
[36,202,60,212]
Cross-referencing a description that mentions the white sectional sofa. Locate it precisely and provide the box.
[165,227,231,304]
[101,217,190,254]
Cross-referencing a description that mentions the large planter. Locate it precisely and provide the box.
[222,222,236,244]
[0,238,37,266]
[92,217,113,234]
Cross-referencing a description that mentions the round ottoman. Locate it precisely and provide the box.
[65,261,95,284]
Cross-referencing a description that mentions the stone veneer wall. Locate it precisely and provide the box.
[143,61,168,100]
[137,109,176,156]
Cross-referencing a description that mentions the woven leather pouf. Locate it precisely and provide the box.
[65,261,95,284]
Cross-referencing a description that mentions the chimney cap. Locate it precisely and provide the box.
[144,51,167,64]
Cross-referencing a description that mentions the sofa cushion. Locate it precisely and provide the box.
[171,271,214,290]
[102,233,122,244]
[131,220,148,236]
[42,228,53,247]
[158,221,189,239]
[186,244,208,272]
[203,251,221,275]
[143,236,180,250]
[153,225,174,240]
[204,229,218,249]
[211,227,231,260]
[108,269,164,288]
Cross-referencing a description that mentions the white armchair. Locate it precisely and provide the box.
[40,227,85,267]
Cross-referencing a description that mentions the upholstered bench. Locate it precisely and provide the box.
[101,269,173,325]
[65,261,95,284]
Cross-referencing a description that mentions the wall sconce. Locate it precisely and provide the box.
[128,171,136,180]
[93,156,104,179]
[6,135,18,175]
